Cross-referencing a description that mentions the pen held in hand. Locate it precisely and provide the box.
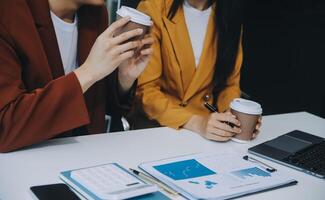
[204,102,218,112]
[204,102,236,128]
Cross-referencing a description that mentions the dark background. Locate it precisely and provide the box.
[121,0,140,8]
[123,0,325,118]
[242,0,325,118]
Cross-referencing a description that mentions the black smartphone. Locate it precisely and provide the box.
[30,183,81,200]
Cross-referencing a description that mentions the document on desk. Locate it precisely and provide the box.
[139,152,298,200]
[60,163,169,200]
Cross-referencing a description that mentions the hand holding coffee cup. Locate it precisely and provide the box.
[230,98,263,143]
[115,6,153,58]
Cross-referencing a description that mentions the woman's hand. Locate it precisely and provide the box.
[252,116,262,139]
[184,112,242,142]
[74,17,144,93]
[118,36,154,93]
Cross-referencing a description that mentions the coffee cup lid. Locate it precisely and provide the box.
[230,98,262,115]
[116,6,153,26]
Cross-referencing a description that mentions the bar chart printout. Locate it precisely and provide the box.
[153,159,216,180]
[231,167,271,180]
[140,152,297,199]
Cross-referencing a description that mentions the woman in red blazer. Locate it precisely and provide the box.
[0,0,153,152]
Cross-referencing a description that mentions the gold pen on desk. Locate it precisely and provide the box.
[129,168,179,196]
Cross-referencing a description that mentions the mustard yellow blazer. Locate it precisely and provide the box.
[137,0,243,129]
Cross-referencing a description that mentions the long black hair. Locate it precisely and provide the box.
[168,0,243,106]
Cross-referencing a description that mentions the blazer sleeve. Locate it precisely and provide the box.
[106,71,135,118]
[137,1,194,129]
[0,23,90,153]
[217,39,243,112]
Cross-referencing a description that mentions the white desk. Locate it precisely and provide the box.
[0,112,324,200]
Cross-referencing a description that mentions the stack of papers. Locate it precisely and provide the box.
[139,152,297,200]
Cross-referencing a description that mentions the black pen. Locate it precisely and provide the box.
[204,102,218,112]
[243,155,277,173]
[204,102,235,128]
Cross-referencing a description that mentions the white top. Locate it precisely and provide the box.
[183,0,212,67]
[0,112,325,200]
[50,11,78,74]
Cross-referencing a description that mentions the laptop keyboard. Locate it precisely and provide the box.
[284,141,325,175]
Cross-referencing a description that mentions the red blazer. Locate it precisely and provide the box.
[0,0,130,152]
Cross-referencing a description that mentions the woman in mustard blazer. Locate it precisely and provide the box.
[137,0,259,141]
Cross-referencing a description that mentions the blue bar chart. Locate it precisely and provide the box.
[231,167,271,180]
[153,159,216,180]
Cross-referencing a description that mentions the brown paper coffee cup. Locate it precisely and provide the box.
[230,98,262,143]
[115,6,153,58]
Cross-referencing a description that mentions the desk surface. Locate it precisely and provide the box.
[0,112,324,200]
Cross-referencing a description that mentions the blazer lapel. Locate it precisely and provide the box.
[77,7,103,133]
[26,0,65,79]
[183,11,217,101]
[162,5,196,97]
[77,7,98,67]
[77,7,99,107]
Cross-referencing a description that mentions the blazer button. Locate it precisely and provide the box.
[203,94,211,102]
[180,102,188,107]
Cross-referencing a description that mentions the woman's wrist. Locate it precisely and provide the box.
[183,115,206,135]
[117,69,137,94]
[74,64,97,93]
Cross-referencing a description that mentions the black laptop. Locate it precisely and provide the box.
[249,130,325,178]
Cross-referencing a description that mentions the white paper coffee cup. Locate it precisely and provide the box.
[115,6,153,58]
[116,6,153,26]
